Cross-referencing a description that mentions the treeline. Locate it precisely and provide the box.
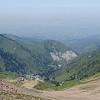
[0,49,25,73]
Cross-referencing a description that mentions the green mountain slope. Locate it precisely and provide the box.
[2,34,41,50]
[50,50,100,82]
[42,40,69,52]
[0,34,77,74]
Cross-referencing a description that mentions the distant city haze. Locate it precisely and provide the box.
[0,0,100,38]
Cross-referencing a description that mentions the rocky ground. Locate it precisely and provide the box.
[0,80,50,100]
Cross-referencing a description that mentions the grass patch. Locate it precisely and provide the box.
[35,80,80,91]
[80,72,100,84]
[35,73,100,91]
[0,71,18,79]
[35,81,53,90]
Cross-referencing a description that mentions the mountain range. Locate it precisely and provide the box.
[0,34,77,74]
[0,33,100,83]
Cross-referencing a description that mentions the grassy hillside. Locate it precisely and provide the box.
[35,80,79,91]
[42,40,69,52]
[2,34,41,50]
[0,34,29,58]
[35,72,100,91]
[50,50,100,82]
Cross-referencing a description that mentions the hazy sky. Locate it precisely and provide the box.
[0,0,100,37]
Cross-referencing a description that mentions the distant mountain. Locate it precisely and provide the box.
[42,40,77,62]
[0,34,77,74]
[65,38,100,53]
[3,34,100,54]
[50,50,100,82]
[2,34,42,50]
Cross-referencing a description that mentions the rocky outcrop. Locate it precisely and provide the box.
[50,50,77,61]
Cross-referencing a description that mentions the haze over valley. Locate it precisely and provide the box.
[0,0,100,100]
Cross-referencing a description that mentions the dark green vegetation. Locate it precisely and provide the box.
[50,50,100,82]
[0,34,70,74]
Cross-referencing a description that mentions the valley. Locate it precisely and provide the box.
[0,34,77,76]
[0,0,100,99]
[0,34,100,100]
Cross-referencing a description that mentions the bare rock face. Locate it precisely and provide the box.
[50,50,77,61]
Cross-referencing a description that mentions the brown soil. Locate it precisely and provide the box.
[0,77,100,100]
[22,80,38,89]
[40,79,100,100]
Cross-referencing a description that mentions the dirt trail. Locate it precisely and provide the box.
[40,79,100,100]
[0,80,50,100]
[0,77,100,100]
[22,80,38,89]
